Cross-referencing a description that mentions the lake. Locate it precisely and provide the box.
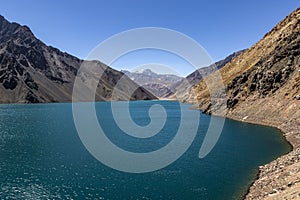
[0,101,291,199]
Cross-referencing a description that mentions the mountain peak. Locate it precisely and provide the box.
[0,15,7,22]
[134,68,156,75]
[142,69,154,73]
[0,15,36,42]
[0,15,11,28]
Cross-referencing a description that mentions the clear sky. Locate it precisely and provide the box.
[0,0,299,76]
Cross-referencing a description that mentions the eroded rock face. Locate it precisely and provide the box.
[0,15,156,103]
[226,33,300,106]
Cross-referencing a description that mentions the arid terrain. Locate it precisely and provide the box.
[189,7,300,199]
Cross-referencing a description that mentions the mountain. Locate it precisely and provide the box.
[0,15,156,103]
[168,50,244,101]
[121,69,183,98]
[190,7,300,200]
[185,50,245,86]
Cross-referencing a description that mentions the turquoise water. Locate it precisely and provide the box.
[0,101,291,199]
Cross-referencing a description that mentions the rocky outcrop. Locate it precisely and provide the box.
[226,34,299,107]
[0,15,156,103]
[190,7,300,200]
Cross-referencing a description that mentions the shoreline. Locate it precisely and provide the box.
[223,113,300,199]
[240,169,260,200]
[224,115,294,200]
[225,114,294,150]
[197,109,296,200]
[181,100,298,199]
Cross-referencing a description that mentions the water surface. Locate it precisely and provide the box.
[0,101,290,199]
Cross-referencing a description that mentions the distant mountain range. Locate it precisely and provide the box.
[0,15,156,103]
[122,51,245,99]
[121,69,182,97]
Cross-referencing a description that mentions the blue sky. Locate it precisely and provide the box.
[0,0,299,76]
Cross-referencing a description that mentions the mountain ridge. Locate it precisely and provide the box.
[0,15,156,103]
[167,50,245,101]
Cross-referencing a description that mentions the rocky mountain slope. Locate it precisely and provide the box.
[122,69,182,98]
[184,50,244,86]
[190,7,300,200]
[168,50,244,101]
[0,15,156,103]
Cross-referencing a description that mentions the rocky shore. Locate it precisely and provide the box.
[241,117,300,200]
[194,98,300,200]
